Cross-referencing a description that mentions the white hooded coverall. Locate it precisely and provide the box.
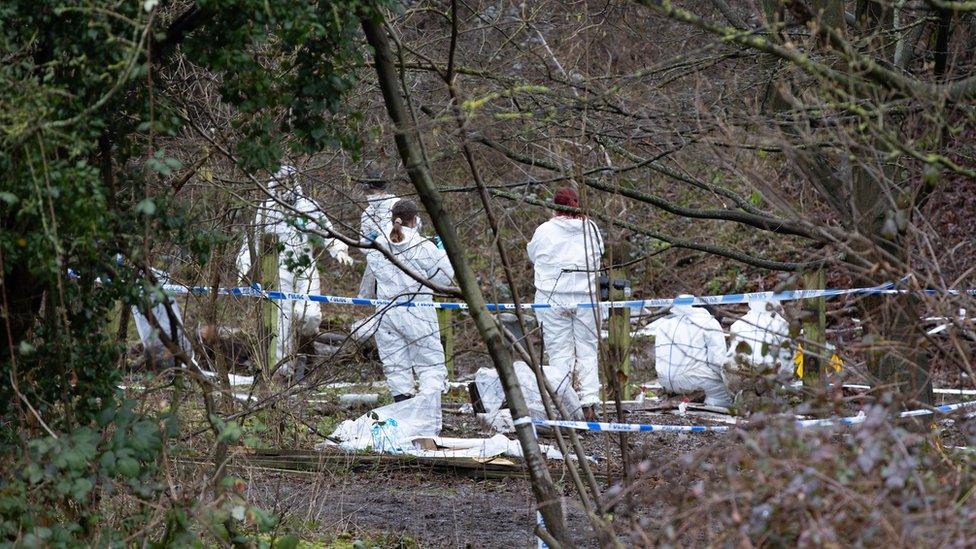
[236,166,351,372]
[365,226,454,397]
[357,192,399,298]
[132,268,195,366]
[727,300,792,375]
[527,216,604,406]
[653,299,731,407]
[360,193,399,248]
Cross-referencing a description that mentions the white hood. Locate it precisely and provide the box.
[361,193,398,246]
[654,299,727,383]
[367,226,454,302]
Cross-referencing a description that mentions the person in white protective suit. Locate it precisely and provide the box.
[723,300,793,405]
[132,267,196,368]
[527,187,604,420]
[364,199,454,401]
[727,300,792,373]
[653,295,731,407]
[357,174,399,299]
[236,165,354,377]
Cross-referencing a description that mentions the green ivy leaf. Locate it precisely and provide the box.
[0,191,18,205]
[71,478,94,500]
[116,457,139,478]
[274,535,300,549]
[136,198,156,216]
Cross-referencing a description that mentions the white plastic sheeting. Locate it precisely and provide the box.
[198,369,254,387]
[132,301,194,363]
[327,391,443,452]
[319,391,569,461]
[132,268,194,364]
[474,360,583,433]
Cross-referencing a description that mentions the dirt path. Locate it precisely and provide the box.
[245,472,598,548]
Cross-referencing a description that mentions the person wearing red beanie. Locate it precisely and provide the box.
[527,187,604,420]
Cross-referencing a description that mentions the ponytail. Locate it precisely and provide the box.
[389,199,419,244]
[390,217,405,243]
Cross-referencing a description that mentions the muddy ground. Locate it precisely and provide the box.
[230,386,972,548]
[231,405,730,548]
[246,472,593,547]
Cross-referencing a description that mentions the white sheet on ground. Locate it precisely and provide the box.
[199,369,254,386]
[327,391,443,452]
[474,361,583,434]
[319,392,570,460]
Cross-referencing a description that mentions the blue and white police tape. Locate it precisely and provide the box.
[533,400,976,433]
[797,399,976,428]
[532,419,733,432]
[158,280,975,310]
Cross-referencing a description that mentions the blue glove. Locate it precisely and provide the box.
[433,236,444,249]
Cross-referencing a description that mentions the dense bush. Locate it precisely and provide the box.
[1,0,381,544]
[635,407,976,546]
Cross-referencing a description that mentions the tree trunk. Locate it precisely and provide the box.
[260,234,279,381]
[850,165,933,405]
[812,0,846,35]
[360,13,572,546]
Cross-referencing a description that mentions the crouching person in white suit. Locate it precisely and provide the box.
[724,300,793,403]
[653,295,731,408]
[364,199,454,401]
[236,165,353,378]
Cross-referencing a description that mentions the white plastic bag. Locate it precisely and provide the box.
[474,361,583,426]
[329,391,442,452]
[132,300,194,364]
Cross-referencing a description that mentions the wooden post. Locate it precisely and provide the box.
[607,270,631,400]
[437,307,455,381]
[801,269,826,388]
[107,300,122,340]
[259,234,279,379]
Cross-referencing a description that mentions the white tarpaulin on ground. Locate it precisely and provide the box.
[199,369,254,387]
[318,391,568,460]
[323,391,443,452]
[474,361,583,434]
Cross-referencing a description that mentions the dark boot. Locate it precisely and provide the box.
[392,393,414,403]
